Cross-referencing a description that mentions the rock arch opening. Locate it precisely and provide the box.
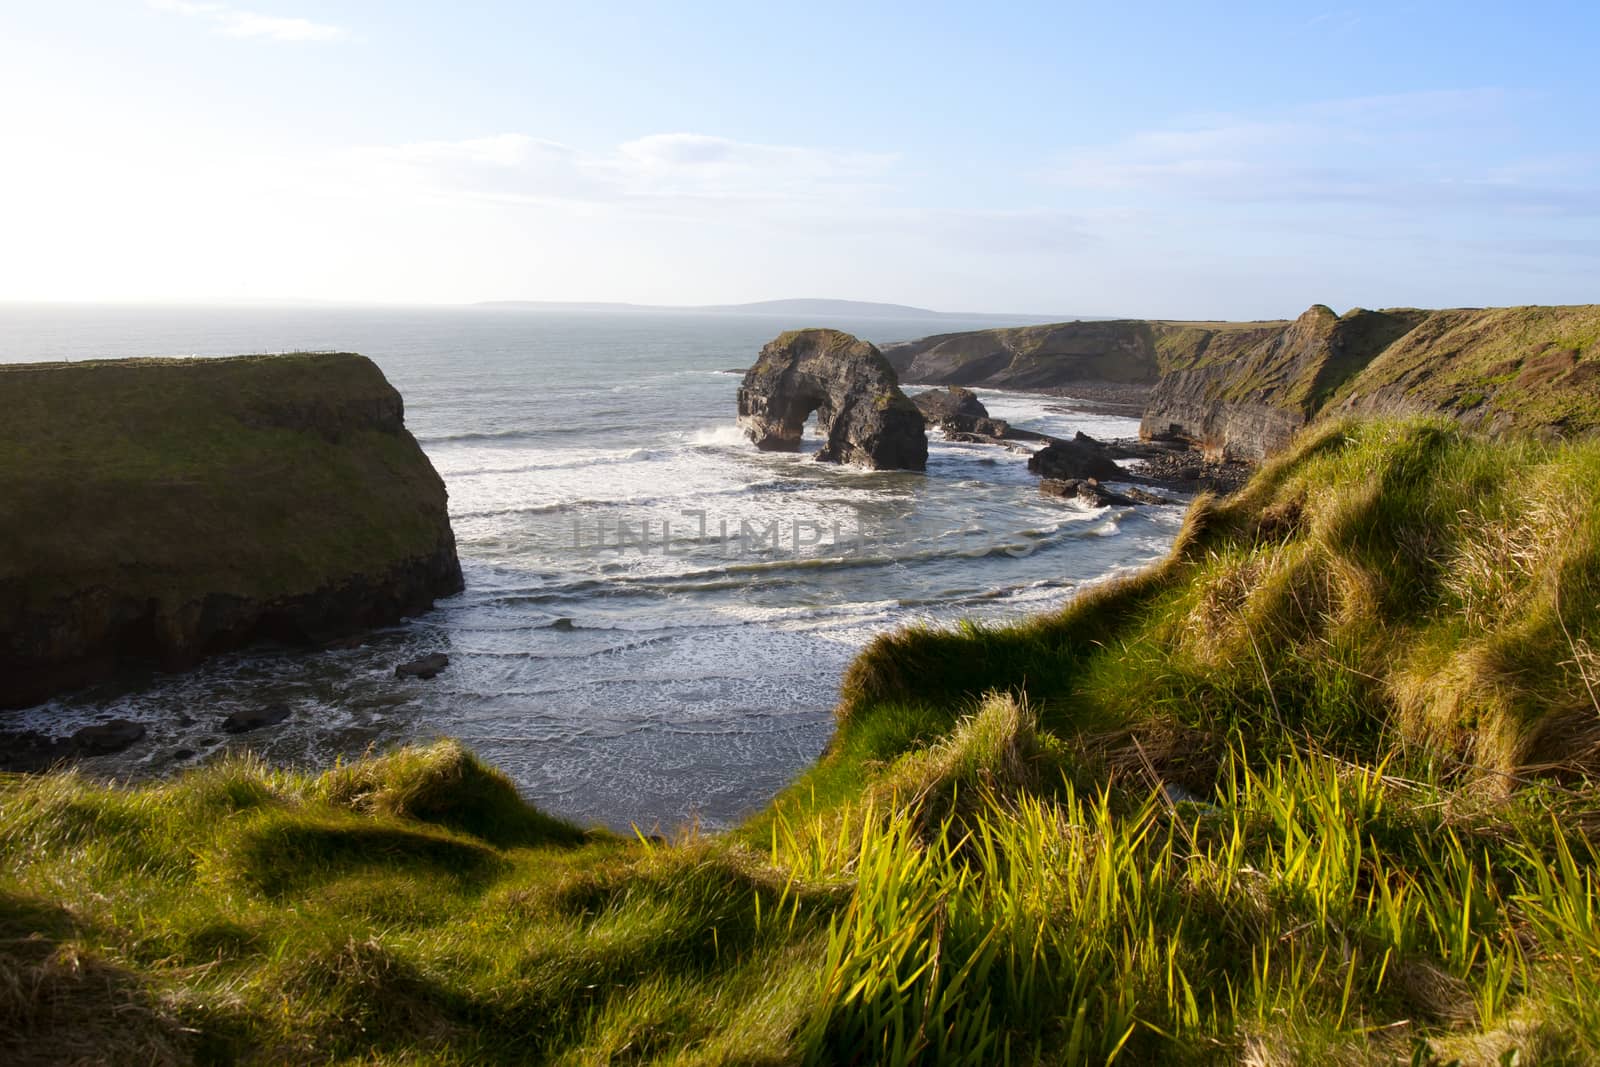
[736,329,928,471]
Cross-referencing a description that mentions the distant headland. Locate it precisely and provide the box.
[472,297,1088,324]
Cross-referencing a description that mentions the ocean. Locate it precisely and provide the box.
[0,304,1183,830]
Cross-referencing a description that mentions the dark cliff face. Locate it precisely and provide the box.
[737,329,928,471]
[0,353,463,710]
[1141,306,1432,460]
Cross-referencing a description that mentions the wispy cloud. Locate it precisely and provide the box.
[340,132,899,211]
[1305,9,1365,34]
[1048,89,1600,219]
[148,0,346,42]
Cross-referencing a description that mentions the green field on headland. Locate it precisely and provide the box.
[0,353,462,710]
[6,418,1600,1065]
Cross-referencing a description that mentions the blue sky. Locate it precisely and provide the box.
[2,1,1596,316]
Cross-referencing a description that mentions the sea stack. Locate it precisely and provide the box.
[737,329,928,470]
[0,352,464,709]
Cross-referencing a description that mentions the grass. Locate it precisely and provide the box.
[0,353,454,602]
[1333,305,1600,437]
[0,351,462,706]
[7,417,1600,1063]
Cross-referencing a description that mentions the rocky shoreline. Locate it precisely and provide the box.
[910,384,1252,503]
[1024,381,1152,418]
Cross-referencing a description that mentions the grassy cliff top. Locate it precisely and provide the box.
[0,352,452,603]
[1333,304,1600,434]
[7,419,1600,1063]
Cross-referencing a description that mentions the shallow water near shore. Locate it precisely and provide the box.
[0,305,1183,830]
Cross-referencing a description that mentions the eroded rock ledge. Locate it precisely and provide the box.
[0,353,463,710]
[738,329,927,470]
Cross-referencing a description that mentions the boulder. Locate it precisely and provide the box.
[1041,478,1181,507]
[0,729,74,771]
[221,703,292,734]
[70,718,146,755]
[1040,478,1137,507]
[913,386,989,423]
[913,387,1013,439]
[1122,486,1180,505]
[1027,439,1122,481]
[737,330,927,470]
[396,652,450,680]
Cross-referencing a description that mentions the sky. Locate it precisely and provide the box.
[1,1,1596,318]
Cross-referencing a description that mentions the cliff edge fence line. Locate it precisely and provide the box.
[0,352,463,710]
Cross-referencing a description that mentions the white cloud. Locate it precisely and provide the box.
[339,132,899,211]
[612,133,894,198]
[148,0,346,42]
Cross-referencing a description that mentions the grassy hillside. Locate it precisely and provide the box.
[7,419,1600,1064]
[1331,305,1600,435]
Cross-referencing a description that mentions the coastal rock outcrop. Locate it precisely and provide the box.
[912,385,989,423]
[737,329,927,470]
[912,386,1012,438]
[396,653,450,680]
[222,705,292,734]
[0,352,464,710]
[1040,478,1176,508]
[72,719,147,754]
[1026,439,1123,482]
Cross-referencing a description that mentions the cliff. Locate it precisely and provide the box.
[1140,305,1433,459]
[880,318,1287,390]
[886,304,1600,461]
[1145,304,1600,459]
[0,353,463,709]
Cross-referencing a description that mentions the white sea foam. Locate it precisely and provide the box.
[687,424,749,447]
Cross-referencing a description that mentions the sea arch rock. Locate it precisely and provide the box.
[737,329,928,470]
